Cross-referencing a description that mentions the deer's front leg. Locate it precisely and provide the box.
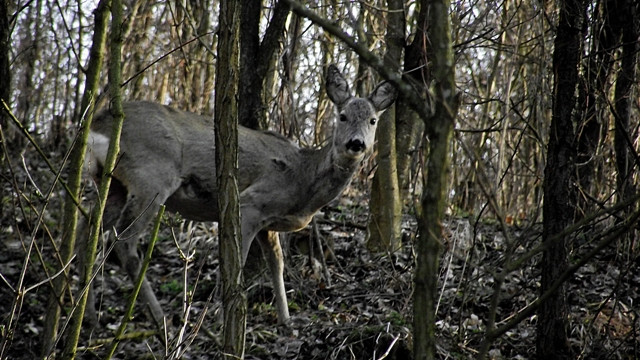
[240,204,290,324]
[240,206,262,264]
[256,230,290,324]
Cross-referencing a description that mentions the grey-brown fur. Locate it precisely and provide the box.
[82,65,396,325]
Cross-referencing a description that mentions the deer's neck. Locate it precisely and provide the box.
[302,144,360,211]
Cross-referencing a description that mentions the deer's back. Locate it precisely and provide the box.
[89,101,307,223]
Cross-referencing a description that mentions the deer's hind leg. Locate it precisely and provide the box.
[111,190,172,326]
[76,178,127,326]
[106,168,182,326]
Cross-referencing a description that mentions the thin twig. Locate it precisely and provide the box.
[1,99,88,219]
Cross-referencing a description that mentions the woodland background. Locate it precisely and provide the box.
[0,0,639,359]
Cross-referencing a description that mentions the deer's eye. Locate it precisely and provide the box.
[370,118,377,125]
[340,114,347,122]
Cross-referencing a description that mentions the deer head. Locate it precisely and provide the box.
[325,64,397,161]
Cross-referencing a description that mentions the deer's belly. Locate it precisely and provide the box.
[165,182,219,222]
[267,213,315,232]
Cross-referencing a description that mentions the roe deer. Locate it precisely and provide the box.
[82,65,396,325]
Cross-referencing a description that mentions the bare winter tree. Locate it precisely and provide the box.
[215,0,245,357]
[367,0,403,253]
[0,0,10,222]
[538,0,588,358]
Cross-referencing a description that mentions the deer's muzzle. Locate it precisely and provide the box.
[345,139,366,153]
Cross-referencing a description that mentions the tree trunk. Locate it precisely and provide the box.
[366,0,403,253]
[537,0,587,358]
[574,0,616,218]
[61,0,125,357]
[395,98,424,201]
[215,1,246,358]
[237,0,290,307]
[414,0,457,358]
[396,1,428,200]
[239,0,263,130]
[239,0,289,130]
[40,0,111,356]
[612,0,638,247]
[0,0,9,124]
[0,0,10,221]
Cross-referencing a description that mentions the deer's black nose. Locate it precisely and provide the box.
[346,139,365,153]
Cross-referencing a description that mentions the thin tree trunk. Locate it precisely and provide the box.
[574,0,616,217]
[239,0,289,130]
[61,0,125,356]
[367,105,402,252]
[239,0,262,130]
[0,0,9,124]
[0,0,11,221]
[612,0,638,248]
[238,0,290,289]
[40,0,111,355]
[537,0,587,358]
[215,1,246,358]
[396,1,427,201]
[367,0,403,253]
[395,99,424,201]
[414,0,458,358]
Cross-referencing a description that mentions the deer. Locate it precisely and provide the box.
[81,64,397,326]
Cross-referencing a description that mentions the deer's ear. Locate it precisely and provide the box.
[325,65,351,106]
[369,81,397,111]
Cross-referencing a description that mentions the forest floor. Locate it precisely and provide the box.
[1,162,639,359]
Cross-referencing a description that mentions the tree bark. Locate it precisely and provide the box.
[574,0,616,217]
[0,0,10,221]
[396,1,428,199]
[238,0,290,308]
[40,0,111,356]
[239,0,289,130]
[61,0,125,356]
[414,0,457,359]
[239,0,263,130]
[612,0,638,245]
[537,0,587,358]
[0,0,9,125]
[366,0,404,253]
[215,1,246,358]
